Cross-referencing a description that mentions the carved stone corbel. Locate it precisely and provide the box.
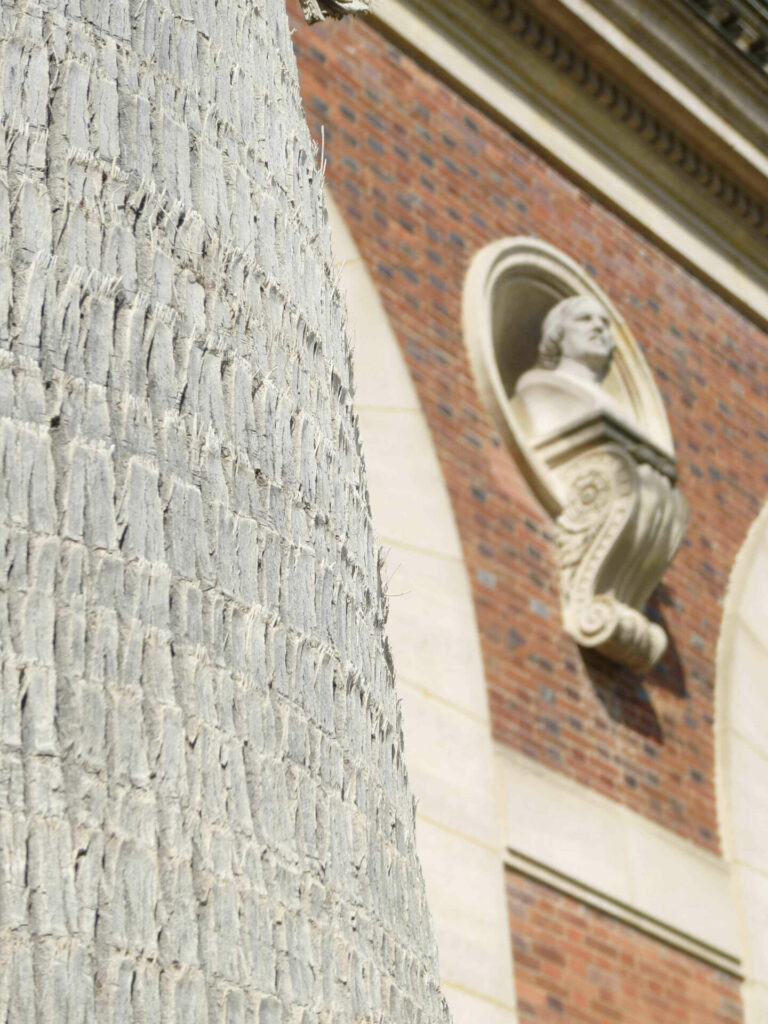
[536,416,688,672]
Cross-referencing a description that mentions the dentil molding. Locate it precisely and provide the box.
[679,0,768,75]
[474,0,768,245]
[369,0,768,323]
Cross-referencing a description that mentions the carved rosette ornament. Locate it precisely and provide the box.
[464,239,689,673]
[300,0,370,23]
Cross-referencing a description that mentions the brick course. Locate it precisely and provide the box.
[507,869,743,1024]
[290,3,768,851]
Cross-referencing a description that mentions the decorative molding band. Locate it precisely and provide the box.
[680,0,768,73]
[504,848,744,977]
[370,0,768,323]
[474,0,768,242]
[494,746,743,976]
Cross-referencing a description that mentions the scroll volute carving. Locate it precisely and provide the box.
[464,240,688,672]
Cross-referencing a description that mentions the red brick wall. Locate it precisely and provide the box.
[507,870,743,1023]
[289,4,768,851]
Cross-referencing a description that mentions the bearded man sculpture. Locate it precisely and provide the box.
[513,295,688,672]
[516,295,627,438]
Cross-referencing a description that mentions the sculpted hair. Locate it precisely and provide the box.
[537,296,589,369]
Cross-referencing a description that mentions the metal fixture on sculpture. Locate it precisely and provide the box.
[300,0,370,23]
[465,240,689,673]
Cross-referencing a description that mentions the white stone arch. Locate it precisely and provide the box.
[717,502,768,1022]
[327,195,518,1024]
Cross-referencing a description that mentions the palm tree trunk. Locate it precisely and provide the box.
[0,0,450,1019]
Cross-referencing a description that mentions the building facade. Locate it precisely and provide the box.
[290,1,768,1021]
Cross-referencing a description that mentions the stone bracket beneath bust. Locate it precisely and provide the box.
[534,415,689,672]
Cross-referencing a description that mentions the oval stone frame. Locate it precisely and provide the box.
[463,238,686,672]
[463,237,675,515]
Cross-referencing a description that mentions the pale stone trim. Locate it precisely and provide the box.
[495,745,742,972]
[368,0,768,326]
[467,0,768,251]
[716,504,768,1023]
[504,848,742,977]
[589,0,768,159]
[677,0,768,77]
[327,195,519,1024]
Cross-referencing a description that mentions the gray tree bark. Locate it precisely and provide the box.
[0,0,451,1019]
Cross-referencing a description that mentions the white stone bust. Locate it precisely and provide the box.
[514,295,631,440]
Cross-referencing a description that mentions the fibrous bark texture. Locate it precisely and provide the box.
[0,0,450,1020]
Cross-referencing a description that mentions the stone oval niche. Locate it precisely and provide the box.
[464,237,687,673]
[464,237,675,515]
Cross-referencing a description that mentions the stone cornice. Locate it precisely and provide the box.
[370,0,768,323]
[476,0,768,242]
[583,0,768,160]
[681,0,768,73]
